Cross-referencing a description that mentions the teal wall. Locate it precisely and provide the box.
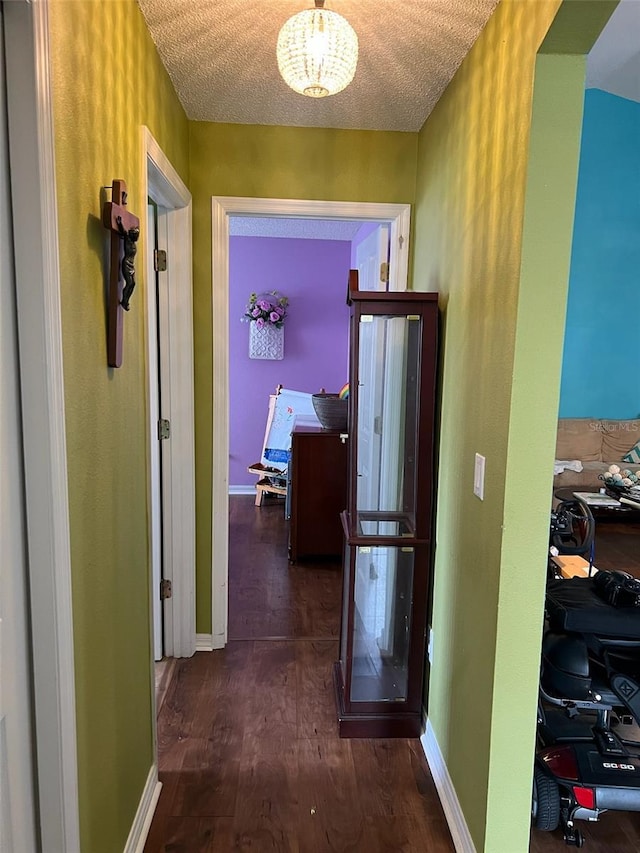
[559,89,640,417]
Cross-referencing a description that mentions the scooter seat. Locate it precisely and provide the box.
[547,578,640,638]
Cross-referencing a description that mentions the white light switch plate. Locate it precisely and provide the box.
[474,453,485,500]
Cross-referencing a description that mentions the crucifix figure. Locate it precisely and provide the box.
[117,216,140,311]
[102,179,140,367]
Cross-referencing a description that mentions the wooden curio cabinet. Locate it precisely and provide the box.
[333,282,439,738]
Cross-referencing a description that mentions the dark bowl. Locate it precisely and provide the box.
[312,393,348,431]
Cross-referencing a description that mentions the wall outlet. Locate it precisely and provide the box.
[474,453,485,500]
[427,626,434,663]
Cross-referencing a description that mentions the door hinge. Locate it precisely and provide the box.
[158,418,171,440]
[160,578,172,600]
[380,261,389,283]
[154,249,167,272]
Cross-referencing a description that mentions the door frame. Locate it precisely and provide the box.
[3,1,80,849]
[142,127,196,660]
[210,197,411,647]
[1,5,38,847]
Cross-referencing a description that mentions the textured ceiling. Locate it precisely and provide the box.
[137,0,499,132]
[230,217,368,240]
[586,0,640,103]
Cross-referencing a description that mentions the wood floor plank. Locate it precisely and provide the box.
[350,738,441,819]
[143,772,180,852]
[204,641,256,696]
[149,816,234,852]
[242,686,298,756]
[232,744,300,852]
[361,814,455,853]
[296,737,366,852]
[407,739,447,806]
[296,641,338,739]
[156,662,205,770]
[171,764,240,818]
[593,522,640,576]
[252,639,297,689]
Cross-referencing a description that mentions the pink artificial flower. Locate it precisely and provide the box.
[270,311,280,323]
[252,306,261,317]
[255,317,265,330]
[258,300,270,311]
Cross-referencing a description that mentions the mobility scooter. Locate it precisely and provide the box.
[533,495,640,846]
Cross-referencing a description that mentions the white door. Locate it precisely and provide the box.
[0,7,38,848]
[148,195,187,661]
[354,225,389,512]
[144,132,195,660]
[147,200,164,661]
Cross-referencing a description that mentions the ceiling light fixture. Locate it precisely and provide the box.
[276,0,358,98]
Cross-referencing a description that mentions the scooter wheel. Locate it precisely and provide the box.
[532,766,561,832]
[565,827,585,847]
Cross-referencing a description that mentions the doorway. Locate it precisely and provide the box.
[210,197,412,648]
[227,217,389,500]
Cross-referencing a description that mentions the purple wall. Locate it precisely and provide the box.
[229,236,351,486]
[350,221,383,267]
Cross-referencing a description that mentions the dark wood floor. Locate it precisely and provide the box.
[530,519,640,852]
[144,500,640,852]
[144,495,455,852]
[592,520,640,577]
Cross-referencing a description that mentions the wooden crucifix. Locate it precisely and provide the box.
[102,179,140,367]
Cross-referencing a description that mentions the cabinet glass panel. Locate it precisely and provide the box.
[356,314,420,519]
[339,539,351,673]
[357,513,413,538]
[350,545,414,703]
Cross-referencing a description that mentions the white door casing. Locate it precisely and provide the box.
[0,7,37,846]
[142,127,196,661]
[3,1,80,850]
[211,198,411,647]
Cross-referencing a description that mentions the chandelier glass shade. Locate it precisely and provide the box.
[276,1,358,98]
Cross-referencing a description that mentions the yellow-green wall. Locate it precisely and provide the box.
[189,123,418,631]
[44,0,620,849]
[49,1,189,850]
[413,1,616,849]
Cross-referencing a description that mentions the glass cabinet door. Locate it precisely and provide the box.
[355,313,421,527]
[350,544,415,703]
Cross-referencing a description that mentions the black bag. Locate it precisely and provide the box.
[594,571,640,609]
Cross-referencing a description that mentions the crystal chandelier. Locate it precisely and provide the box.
[276,0,358,98]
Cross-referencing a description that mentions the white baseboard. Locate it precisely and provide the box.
[421,720,477,853]
[228,485,255,495]
[123,764,162,853]
[196,633,214,651]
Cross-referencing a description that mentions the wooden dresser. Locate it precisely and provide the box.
[288,425,348,562]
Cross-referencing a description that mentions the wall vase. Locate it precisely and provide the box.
[249,322,284,360]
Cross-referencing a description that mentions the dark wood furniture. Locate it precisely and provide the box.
[334,285,439,738]
[554,488,640,524]
[288,425,348,562]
